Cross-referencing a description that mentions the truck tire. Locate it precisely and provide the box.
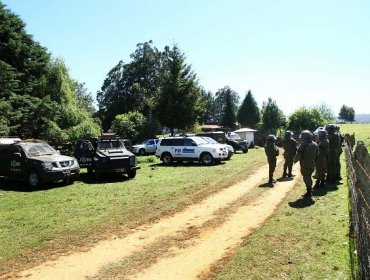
[139,149,146,156]
[200,152,214,166]
[28,170,41,189]
[161,153,173,165]
[127,170,137,179]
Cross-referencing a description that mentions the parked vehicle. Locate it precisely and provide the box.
[200,136,234,159]
[155,136,227,165]
[131,139,159,156]
[0,138,80,188]
[196,131,249,153]
[74,134,139,179]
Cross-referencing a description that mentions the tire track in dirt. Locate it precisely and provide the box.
[131,164,300,280]
[9,159,300,280]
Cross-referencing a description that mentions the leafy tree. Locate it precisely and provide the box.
[199,89,217,124]
[214,86,239,124]
[288,107,326,135]
[76,82,95,115]
[97,41,161,130]
[260,98,285,136]
[111,111,147,143]
[314,103,335,123]
[220,89,237,130]
[338,105,355,122]
[0,2,50,98]
[0,4,101,142]
[155,45,202,135]
[237,90,260,128]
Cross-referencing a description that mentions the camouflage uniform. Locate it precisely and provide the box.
[326,125,338,184]
[294,130,318,197]
[265,135,279,184]
[335,126,344,180]
[314,130,329,188]
[282,131,297,177]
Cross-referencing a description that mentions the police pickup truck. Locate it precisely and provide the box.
[0,138,80,188]
[74,134,139,179]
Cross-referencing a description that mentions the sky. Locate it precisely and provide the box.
[2,0,370,115]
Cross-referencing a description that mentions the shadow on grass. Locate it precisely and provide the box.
[288,196,316,208]
[149,161,226,168]
[77,172,132,185]
[0,178,71,192]
[312,181,341,197]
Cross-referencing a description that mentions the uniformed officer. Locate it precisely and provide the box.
[264,134,279,184]
[294,130,318,197]
[325,124,338,184]
[314,129,329,188]
[282,130,297,177]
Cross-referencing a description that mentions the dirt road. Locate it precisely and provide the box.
[10,160,300,280]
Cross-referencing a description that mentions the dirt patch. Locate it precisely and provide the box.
[6,160,301,280]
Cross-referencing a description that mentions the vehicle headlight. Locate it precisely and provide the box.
[41,162,53,171]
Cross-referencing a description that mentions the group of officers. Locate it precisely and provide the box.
[264,124,343,197]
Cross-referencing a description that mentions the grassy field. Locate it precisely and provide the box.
[0,149,267,274]
[209,154,351,280]
[2,123,365,277]
[339,123,370,149]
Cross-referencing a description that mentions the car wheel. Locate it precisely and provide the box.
[139,149,146,156]
[28,170,41,189]
[242,148,248,153]
[127,170,137,179]
[200,152,214,166]
[161,153,173,165]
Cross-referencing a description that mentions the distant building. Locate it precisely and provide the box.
[201,124,222,132]
[233,128,257,147]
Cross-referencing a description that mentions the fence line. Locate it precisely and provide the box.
[345,139,370,280]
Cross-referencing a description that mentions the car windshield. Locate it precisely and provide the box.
[227,133,241,140]
[20,143,57,156]
[191,136,209,145]
[201,137,218,144]
[97,140,125,150]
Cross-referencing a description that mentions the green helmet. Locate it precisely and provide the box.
[317,129,327,140]
[284,130,293,139]
[267,134,277,142]
[299,130,313,141]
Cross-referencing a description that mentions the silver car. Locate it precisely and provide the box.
[131,139,159,156]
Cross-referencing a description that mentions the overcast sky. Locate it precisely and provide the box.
[2,0,370,115]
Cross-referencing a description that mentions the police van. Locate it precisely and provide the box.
[155,136,227,165]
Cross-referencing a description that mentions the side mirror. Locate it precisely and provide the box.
[13,152,21,159]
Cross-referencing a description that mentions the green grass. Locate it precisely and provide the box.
[211,156,351,280]
[0,149,266,273]
[339,123,370,149]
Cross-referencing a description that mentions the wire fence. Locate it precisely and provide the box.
[345,138,370,280]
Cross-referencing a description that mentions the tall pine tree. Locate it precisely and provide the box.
[155,45,202,135]
[237,90,260,128]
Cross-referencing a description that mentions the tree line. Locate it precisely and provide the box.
[0,2,356,145]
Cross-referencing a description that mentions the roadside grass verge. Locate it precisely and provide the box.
[0,149,266,274]
[210,156,351,280]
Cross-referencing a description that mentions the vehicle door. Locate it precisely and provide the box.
[145,139,157,154]
[74,141,94,168]
[182,138,199,159]
[1,145,24,179]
